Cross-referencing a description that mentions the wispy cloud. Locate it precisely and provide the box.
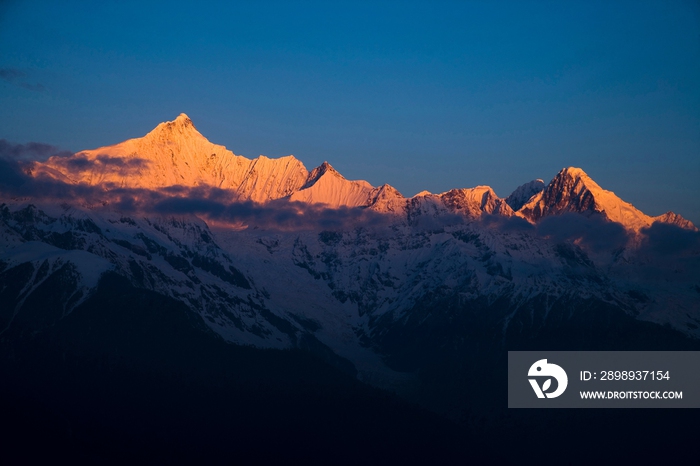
[0,139,72,161]
[47,153,150,177]
[640,222,700,255]
[536,212,631,253]
[0,68,24,81]
[0,67,46,92]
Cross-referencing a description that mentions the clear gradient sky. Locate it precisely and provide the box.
[1,1,699,223]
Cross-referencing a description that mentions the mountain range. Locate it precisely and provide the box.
[4,113,699,357]
[2,114,699,461]
[0,114,700,461]
[30,113,694,231]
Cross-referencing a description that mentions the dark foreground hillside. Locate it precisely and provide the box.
[1,272,698,464]
[0,272,481,464]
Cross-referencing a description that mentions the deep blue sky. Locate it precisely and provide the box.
[1,1,699,223]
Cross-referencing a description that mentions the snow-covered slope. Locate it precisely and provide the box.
[235,155,309,202]
[0,202,301,348]
[3,198,698,385]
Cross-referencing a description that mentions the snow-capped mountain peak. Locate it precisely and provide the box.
[290,161,376,208]
[439,186,514,217]
[140,112,215,153]
[35,114,250,190]
[151,112,197,134]
[411,191,432,198]
[517,167,695,231]
[366,184,405,213]
[506,179,545,211]
[518,167,621,222]
[653,211,698,231]
[301,161,341,189]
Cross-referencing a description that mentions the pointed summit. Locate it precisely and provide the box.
[517,167,696,231]
[653,212,698,231]
[301,161,342,188]
[366,184,406,213]
[318,161,335,172]
[440,186,514,217]
[519,167,599,222]
[506,179,545,211]
[290,161,375,207]
[172,113,196,130]
[145,113,202,143]
[34,113,252,190]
